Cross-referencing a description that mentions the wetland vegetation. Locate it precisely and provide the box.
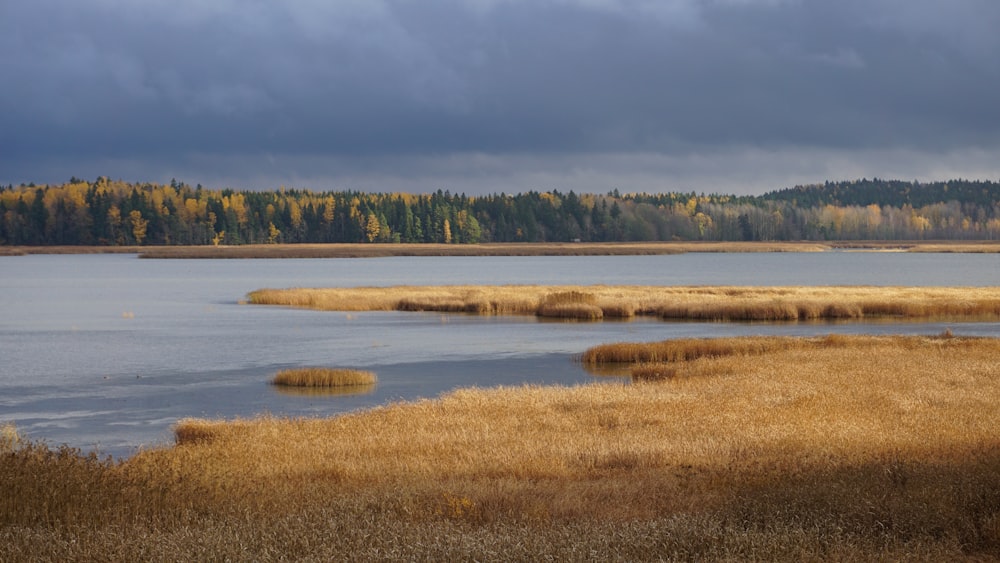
[270,368,377,388]
[4,252,999,559]
[248,284,1000,322]
[3,240,1000,258]
[2,334,998,560]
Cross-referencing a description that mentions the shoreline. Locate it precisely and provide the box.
[2,240,1000,258]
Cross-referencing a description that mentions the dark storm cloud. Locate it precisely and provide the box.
[2,0,999,193]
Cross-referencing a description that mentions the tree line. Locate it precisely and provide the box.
[1,177,999,246]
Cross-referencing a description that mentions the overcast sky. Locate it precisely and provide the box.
[3,0,999,195]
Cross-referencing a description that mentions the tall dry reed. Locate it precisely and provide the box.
[3,335,1000,560]
[6,241,998,259]
[536,291,604,320]
[271,368,376,388]
[248,284,1000,323]
[136,241,833,259]
[581,334,852,364]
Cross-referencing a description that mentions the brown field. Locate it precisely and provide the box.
[248,284,1000,322]
[270,367,377,388]
[2,334,999,560]
[4,240,1000,258]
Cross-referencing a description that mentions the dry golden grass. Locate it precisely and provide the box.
[834,240,1000,253]
[0,245,143,256]
[908,242,1000,253]
[536,290,605,320]
[4,241,999,258]
[270,367,376,388]
[135,240,1000,257]
[136,241,830,259]
[0,423,19,451]
[249,284,1000,322]
[3,335,1000,560]
[583,334,851,365]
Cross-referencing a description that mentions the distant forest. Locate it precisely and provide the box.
[1,177,999,245]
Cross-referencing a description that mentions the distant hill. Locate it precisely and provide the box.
[760,178,1000,209]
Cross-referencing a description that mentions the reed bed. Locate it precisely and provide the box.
[581,333,993,386]
[0,245,143,256]
[890,241,1000,253]
[582,334,851,365]
[137,241,833,259]
[3,241,998,258]
[0,423,18,451]
[536,290,604,320]
[133,240,1000,258]
[249,284,1000,322]
[3,335,1000,560]
[270,367,376,388]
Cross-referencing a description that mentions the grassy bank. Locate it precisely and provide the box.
[248,284,1000,322]
[2,335,998,560]
[4,240,1000,258]
[0,245,144,256]
[136,241,829,258]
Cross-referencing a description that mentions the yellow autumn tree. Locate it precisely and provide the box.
[685,197,698,216]
[129,210,148,245]
[288,200,303,230]
[694,212,713,238]
[365,213,381,243]
[322,196,335,224]
[107,205,124,244]
[229,192,248,227]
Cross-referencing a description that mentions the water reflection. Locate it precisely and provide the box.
[579,363,632,378]
[271,384,378,398]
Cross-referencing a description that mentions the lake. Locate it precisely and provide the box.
[1,252,998,457]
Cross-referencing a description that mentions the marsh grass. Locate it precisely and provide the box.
[249,284,1000,323]
[4,241,998,259]
[581,334,992,386]
[629,363,678,382]
[582,334,849,365]
[135,241,833,259]
[0,246,143,256]
[537,291,604,320]
[271,368,377,388]
[0,423,19,451]
[906,242,1000,253]
[3,335,1000,560]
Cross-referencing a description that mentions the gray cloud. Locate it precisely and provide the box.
[2,0,999,193]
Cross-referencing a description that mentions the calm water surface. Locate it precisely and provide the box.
[1,252,997,457]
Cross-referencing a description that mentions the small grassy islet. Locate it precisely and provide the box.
[248,284,1000,322]
[270,367,377,388]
